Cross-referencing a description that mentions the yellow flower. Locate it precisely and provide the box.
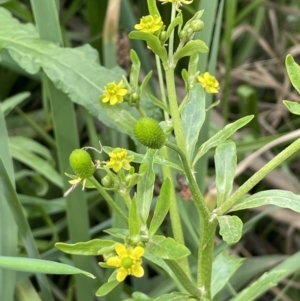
[106,148,134,173]
[100,80,128,105]
[158,0,193,11]
[134,15,163,34]
[106,243,144,282]
[197,72,220,94]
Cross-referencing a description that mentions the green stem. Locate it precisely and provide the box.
[197,219,217,298]
[165,68,186,152]
[168,4,176,62]
[160,146,191,278]
[155,54,169,121]
[89,176,128,223]
[165,142,209,221]
[136,104,147,117]
[217,137,300,216]
[165,141,215,297]
[165,260,201,299]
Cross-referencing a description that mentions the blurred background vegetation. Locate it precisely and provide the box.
[1,0,300,300]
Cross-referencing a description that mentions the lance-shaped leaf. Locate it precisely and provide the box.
[55,239,116,255]
[181,83,206,161]
[229,190,300,213]
[231,270,288,301]
[173,40,208,64]
[217,215,243,244]
[129,31,167,63]
[129,194,142,236]
[285,54,300,94]
[136,149,157,224]
[211,250,244,298]
[0,7,137,135]
[96,277,119,297]
[283,100,300,115]
[149,177,171,237]
[154,292,191,301]
[215,141,237,207]
[147,236,190,260]
[193,115,254,166]
[0,256,95,279]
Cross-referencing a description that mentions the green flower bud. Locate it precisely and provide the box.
[159,31,167,42]
[101,175,114,188]
[133,117,165,149]
[69,149,95,179]
[186,27,194,37]
[190,20,204,32]
[179,30,187,39]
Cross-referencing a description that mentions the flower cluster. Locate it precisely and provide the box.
[197,72,220,94]
[106,243,144,282]
[135,15,163,34]
[106,148,134,172]
[100,80,128,105]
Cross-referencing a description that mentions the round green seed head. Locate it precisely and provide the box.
[133,117,165,149]
[69,149,95,179]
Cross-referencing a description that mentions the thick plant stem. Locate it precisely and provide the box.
[165,142,215,296]
[217,137,300,216]
[160,146,191,279]
[197,219,217,298]
[165,260,201,299]
[165,142,209,221]
[89,177,128,223]
[165,68,187,154]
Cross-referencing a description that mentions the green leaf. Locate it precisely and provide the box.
[231,270,288,301]
[124,292,154,301]
[95,279,120,297]
[173,40,209,64]
[211,250,244,298]
[136,149,156,224]
[55,239,116,255]
[181,83,206,161]
[140,71,153,96]
[129,31,168,63]
[193,115,254,166]
[147,0,160,17]
[129,194,142,236]
[230,190,300,213]
[166,13,183,41]
[217,215,243,244]
[149,177,171,237]
[143,249,175,279]
[215,141,237,207]
[129,49,140,91]
[283,100,300,115]
[1,92,30,116]
[104,228,129,239]
[0,7,136,134]
[0,256,95,278]
[9,138,62,188]
[154,292,191,301]
[147,94,171,115]
[285,54,300,94]
[147,236,190,260]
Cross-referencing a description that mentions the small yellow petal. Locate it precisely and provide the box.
[115,243,128,257]
[69,178,82,185]
[132,246,145,257]
[116,268,128,282]
[106,256,121,267]
[132,265,144,278]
